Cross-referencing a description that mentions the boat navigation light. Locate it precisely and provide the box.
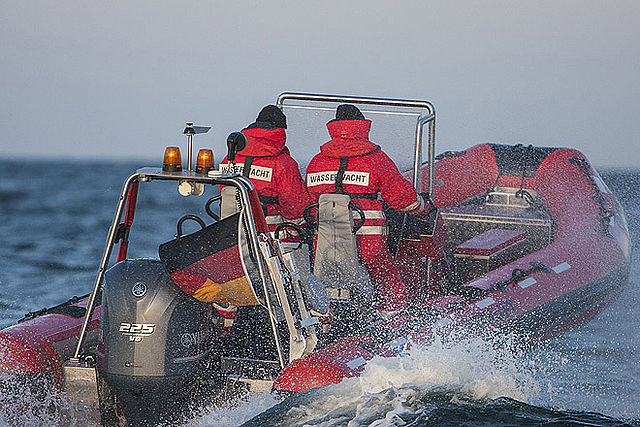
[162,146,183,172]
[195,149,214,175]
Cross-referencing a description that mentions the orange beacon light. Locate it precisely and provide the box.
[195,149,214,175]
[162,147,183,172]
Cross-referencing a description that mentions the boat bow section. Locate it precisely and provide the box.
[275,142,631,394]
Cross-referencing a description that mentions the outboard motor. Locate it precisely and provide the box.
[97,259,216,425]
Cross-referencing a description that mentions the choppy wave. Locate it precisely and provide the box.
[191,335,639,426]
[0,373,79,427]
[196,336,539,426]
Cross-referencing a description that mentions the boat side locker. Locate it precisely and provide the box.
[396,209,448,305]
[440,187,553,261]
[451,229,526,284]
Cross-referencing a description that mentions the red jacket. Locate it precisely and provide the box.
[305,119,427,230]
[220,127,312,229]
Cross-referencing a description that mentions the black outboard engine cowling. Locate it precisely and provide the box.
[97,259,216,425]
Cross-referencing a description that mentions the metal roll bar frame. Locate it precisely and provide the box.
[70,168,286,368]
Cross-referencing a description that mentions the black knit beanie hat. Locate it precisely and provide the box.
[254,105,287,129]
[334,104,365,121]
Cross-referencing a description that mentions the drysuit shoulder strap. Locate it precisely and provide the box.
[242,156,254,177]
[334,157,350,194]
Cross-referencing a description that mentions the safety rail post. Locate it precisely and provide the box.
[233,175,287,367]
[71,173,139,363]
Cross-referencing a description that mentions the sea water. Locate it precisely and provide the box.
[0,161,638,426]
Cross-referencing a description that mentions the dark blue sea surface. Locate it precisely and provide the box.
[0,160,638,426]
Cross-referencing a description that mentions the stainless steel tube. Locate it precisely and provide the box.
[72,173,139,361]
[234,175,286,367]
[187,133,193,172]
[276,92,436,194]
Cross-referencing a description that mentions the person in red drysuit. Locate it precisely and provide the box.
[219,105,312,232]
[214,106,313,340]
[305,104,429,312]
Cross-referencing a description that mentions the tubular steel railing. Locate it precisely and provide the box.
[71,170,285,367]
[276,92,436,195]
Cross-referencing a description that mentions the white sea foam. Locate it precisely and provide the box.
[190,390,281,427]
[357,336,537,400]
[192,334,541,426]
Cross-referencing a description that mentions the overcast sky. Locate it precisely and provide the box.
[1,0,639,169]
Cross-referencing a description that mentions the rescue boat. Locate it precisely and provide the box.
[0,93,631,426]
